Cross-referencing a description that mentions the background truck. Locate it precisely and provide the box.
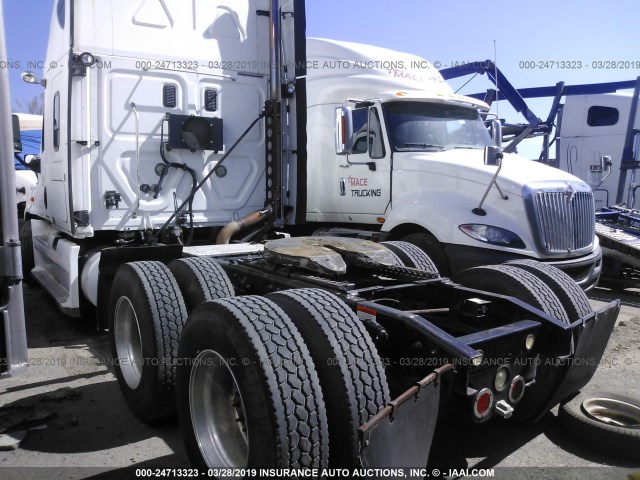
[12,113,40,218]
[14,0,619,472]
[555,84,640,290]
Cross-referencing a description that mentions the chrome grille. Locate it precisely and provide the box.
[525,184,595,255]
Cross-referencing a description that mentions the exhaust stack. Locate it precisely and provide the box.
[265,0,283,224]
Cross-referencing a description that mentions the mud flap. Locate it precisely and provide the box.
[534,300,620,420]
[359,365,453,474]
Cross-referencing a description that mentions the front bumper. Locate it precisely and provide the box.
[444,243,602,291]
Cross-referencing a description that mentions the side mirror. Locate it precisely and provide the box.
[489,119,502,148]
[12,114,22,153]
[483,145,503,166]
[335,106,354,155]
[633,129,640,162]
[23,154,41,174]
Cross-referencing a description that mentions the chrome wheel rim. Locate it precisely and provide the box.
[582,396,640,428]
[114,296,143,389]
[190,349,249,468]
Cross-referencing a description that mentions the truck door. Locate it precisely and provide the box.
[42,64,75,234]
[36,0,95,237]
[339,105,391,222]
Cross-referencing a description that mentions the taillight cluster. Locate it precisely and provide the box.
[473,369,526,420]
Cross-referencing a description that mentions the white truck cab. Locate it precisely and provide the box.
[304,39,601,288]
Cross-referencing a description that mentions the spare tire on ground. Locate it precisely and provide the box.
[558,390,640,461]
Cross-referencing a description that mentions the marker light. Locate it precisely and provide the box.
[79,52,95,66]
[509,375,526,403]
[473,388,494,419]
[525,334,535,350]
[494,367,510,392]
[21,71,38,84]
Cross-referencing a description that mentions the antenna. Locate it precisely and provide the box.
[494,40,498,119]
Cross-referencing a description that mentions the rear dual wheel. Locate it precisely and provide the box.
[177,296,329,470]
[109,257,233,423]
[108,261,188,422]
[453,264,571,323]
[268,288,390,468]
[110,262,391,469]
[506,259,592,322]
[178,290,390,471]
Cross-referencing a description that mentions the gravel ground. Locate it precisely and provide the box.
[0,283,639,479]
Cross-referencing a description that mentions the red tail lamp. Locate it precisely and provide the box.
[473,388,494,419]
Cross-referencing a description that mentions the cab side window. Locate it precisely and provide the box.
[368,108,385,159]
[351,108,368,154]
[53,92,60,151]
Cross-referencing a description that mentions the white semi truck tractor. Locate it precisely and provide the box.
[16,0,617,472]
[301,38,601,289]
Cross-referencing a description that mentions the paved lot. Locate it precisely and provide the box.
[1,282,639,479]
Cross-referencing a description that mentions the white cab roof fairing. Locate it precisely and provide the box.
[376,90,490,111]
[53,0,272,75]
[305,38,487,110]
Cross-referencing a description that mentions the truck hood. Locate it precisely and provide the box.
[393,149,588,194]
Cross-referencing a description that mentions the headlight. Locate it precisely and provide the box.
[459,224,525,249]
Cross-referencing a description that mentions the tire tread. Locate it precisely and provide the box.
[168,256,234,310]
[506,260,592,321]
[381,240,439,274]
[211,296,328,468]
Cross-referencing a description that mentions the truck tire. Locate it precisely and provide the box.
[452,264,570,323]
[401,232,451,276]
[19,219,34,285]
[506,260,592,322]
[168,257,234,311]
[267,288,390,468]
[381,240,439,274]
[558,391,640,461]
[177,296,329,471]
[108,261,187,422]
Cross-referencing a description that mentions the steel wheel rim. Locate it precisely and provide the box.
[190,349,249,468]
[582,397,640,428]
[114,296,143,390]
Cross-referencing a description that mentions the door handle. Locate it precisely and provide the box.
[339,164,350,168]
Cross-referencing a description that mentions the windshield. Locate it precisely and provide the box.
[383,101,492,152]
